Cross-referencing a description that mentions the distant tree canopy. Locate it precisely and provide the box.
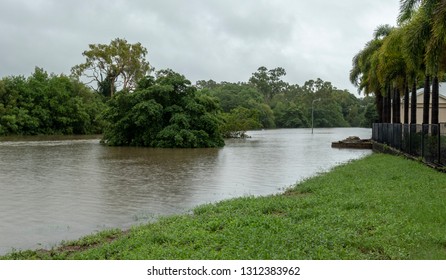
[1,39,376,141]
[249,66,287,103]
[102,70,225,148]
[200,69,377,137]
[0,67,106,136]
[71,38,150,97]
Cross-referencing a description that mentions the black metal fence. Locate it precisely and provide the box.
[372,123,446,167]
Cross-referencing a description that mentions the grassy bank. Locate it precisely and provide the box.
[3,153,446,260]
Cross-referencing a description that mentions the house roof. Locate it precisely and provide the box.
[416,82,446,99]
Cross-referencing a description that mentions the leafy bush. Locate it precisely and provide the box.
[102,70,225,148]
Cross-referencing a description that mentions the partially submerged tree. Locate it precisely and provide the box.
[71,38,150,97]
[102,70,225,148]
[220,106,262,138]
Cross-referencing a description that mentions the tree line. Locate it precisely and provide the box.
[1,38,376,147]
[0,67,106,135]
[199,69,377,138]
[350,0,446,128]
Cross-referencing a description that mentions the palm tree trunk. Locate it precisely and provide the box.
[387,95,392,123]
[431,76,439,124]
[431,75,439,135]
[422,75,430,125]
[404,82,409,124]
[375,91,384,123]
[392,88,396,123]
[410,79,417,124]
[383,95,388,123]
[386,86,392,123]
[393,88,401,123]
[409,79,417,154]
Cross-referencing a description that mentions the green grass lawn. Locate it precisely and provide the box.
[3,153,446,260]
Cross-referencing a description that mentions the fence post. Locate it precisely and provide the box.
[438,124,441,164]
[421,124,425,159]
[380,123,383,143]
[397,123,402,150]
[403,124,409,153]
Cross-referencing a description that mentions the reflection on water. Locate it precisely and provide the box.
[0,128,372,254]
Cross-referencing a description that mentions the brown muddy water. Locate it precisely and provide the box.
[0,128,372,255]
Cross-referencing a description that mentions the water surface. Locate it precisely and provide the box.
[0,128,372,254]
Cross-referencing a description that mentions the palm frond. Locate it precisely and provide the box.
[432,0,446,44]
[373,24,394,39]
[401,9,430,70]
[398,0,422,24]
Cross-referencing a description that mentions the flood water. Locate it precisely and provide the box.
[0,128,372,255]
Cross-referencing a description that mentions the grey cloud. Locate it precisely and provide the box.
[0,0,399,93]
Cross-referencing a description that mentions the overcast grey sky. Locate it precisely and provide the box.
[0,0,399,94]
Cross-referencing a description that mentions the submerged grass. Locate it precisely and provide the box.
[3,153,446,260]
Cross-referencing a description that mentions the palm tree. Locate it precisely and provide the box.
[401,12,428,125]
[399,4,430,125]
[350,25,393,123]
[350,41,383,122]
[401,10,430,124]
[399,0,446,128]
[428,2,446,126]
[377,26,409,124]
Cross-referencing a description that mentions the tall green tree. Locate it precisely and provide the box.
[71,38,150,97]
[249,66,287,103]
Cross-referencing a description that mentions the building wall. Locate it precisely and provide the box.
[400,88,446,124]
